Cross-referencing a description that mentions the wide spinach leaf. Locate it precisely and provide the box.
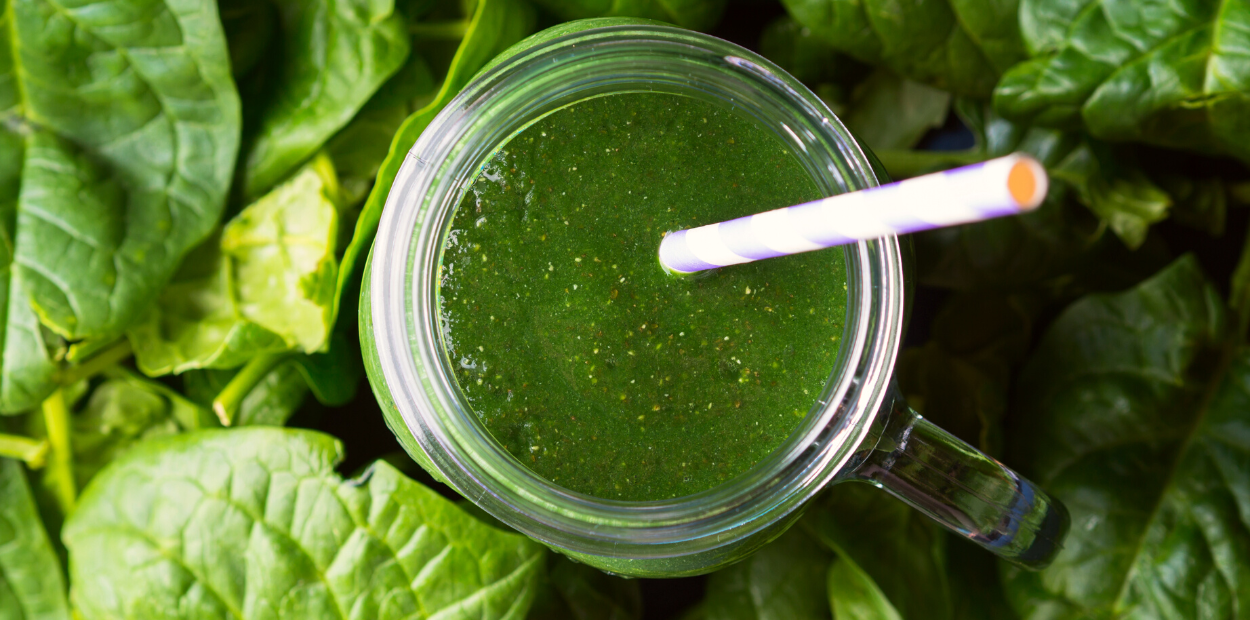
[994,0,1250,165]
[129,155,343,376]
[334,0,535,326]
[241,0,410,198]
[780,0,1026,97]
[529,0,725,31]
[704,526,832,620]
[0,458,70,620]
[0,0,241,412]
[1003,256,1250,618]
[64,428,546,620]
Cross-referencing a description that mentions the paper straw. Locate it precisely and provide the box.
[658,153,1048,274]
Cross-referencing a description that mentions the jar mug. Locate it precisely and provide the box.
[361,20,1069,578]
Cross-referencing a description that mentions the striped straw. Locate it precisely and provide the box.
[659,153,1048,274]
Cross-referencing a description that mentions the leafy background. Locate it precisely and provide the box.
[2,0,1249,618]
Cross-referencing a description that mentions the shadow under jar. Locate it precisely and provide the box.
[360,19,1069,578]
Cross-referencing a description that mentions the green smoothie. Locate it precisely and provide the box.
[438,93,846,501]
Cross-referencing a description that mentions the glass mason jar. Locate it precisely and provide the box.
[361,19,1069,578]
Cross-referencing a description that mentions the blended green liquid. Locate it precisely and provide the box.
[439,93,846,500]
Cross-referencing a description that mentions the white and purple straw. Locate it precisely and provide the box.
[659,153,1048,274]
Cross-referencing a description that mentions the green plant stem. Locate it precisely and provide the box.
[213,353,288,426]
[41,389,76,514]
[0,432,49,468]
[409,19,468,40]
[872,149,987,180]
[60,339,133,384]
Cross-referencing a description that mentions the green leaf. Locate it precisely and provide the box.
[898,344,1008,456]
[64,428,546,620]
[528,556,642,620]
[1161,175,1228,237]
[1004,256,1250,619]
[841,70,951,152]
[67,376,186,487]
[183,360,309,427]
[220,0,277,79]
[0,458,70,620]
[24,368,212,527]
[945,538,1019,620]
[241,0,410,198]
[757,16,870,89]
[993,0,1250,165]
[1050,144,1172,249]
[0,0,240,411]
[291,329,363,407]
[826,554,902,620]
[527,0,725,31]
[333,0,535,326]
[128,156,343,375]
[780,0,1027,97]
[899,291,1040,455]
[326,52,440,206]
[801,484,951,620]
[704,526,833,620]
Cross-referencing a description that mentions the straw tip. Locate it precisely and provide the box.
[1007,154,1048,210]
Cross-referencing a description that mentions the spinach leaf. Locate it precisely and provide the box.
[801,484,951,620]
[220,0,277,79]
[327,52,439,206]
[291,329,363,407]
[183,361,309,427]
[67,371,205,486]
[756,18,948,152]
[528,0,725,31]
[825,554,901,620]
[841,71,950,152]
[964,100,1175,249]
[898,291,1039,455]
[23,368,212,538]
[0,0,240,411]
[334,0,535,326]
[64,428,547,620]
[1003,256,1250,619]
[0,458,70,620]
[888,100,1181,263]
[758,16,870,89]
[780,0,1026,97]
[129,155,343,375]
[529,556,643,620]
[704,526,832,620]
[993,0,1250,165]
[241,0,410,198]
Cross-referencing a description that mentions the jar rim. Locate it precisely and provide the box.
[368,22,906,559]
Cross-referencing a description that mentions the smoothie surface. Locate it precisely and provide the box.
[439,93,846,500]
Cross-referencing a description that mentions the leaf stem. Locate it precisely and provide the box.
[60,339,133,384]
[872,149,988,180]
[41,389,76,514]
[213,353,288,426]
[409,19,469,40]
[0,433,49,468]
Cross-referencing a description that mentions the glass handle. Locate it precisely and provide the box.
[846,392,1069,569]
